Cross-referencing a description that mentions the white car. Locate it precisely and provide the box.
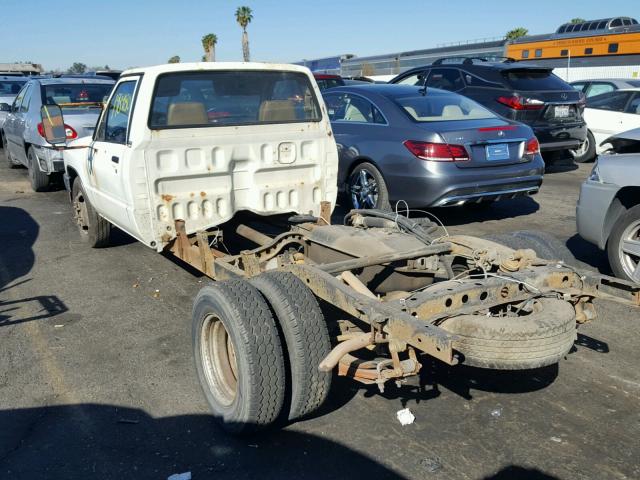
[571,88,640,162]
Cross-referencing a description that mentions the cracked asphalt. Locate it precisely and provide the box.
[1,153,639,480]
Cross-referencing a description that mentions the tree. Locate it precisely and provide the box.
[67,62,87,74]
[168,55,181,64]
[505,27,528,41]
[235,6,253,62]
[201,33,218,62]
[570,18,586,24]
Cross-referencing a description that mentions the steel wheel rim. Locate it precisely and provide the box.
[350,169,379,209]
[73,190,90,235]
[618,220,640,283]
[200,315,238,407]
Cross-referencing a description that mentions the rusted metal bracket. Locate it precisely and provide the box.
[282,263,457,365]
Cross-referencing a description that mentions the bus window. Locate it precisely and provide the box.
[610,18,623,28]
[622,18,631,26]
[588,22,598,30]
[608,43,619,53]
[585,48,593,55]
[535,49,542,58]
[521,50,529,59]
[560,50,569,57]
[597,21,607,29]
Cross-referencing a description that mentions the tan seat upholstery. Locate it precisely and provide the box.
[442,105,464,118]
[403,106,419,119]
[344,103,367,122]
[167,102,207,126]
[259,100,296,122]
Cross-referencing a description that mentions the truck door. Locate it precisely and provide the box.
[88,79,138,230]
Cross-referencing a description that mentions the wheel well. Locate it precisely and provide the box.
[344,156,381,186]
[603,186,640,247]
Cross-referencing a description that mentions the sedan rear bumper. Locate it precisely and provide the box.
[385,156,545,208]
[33,145,64,174]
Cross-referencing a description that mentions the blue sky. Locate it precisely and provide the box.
[0,0,634,70]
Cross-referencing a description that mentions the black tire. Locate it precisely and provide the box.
[27,147,50,191]
[348,162,391,211]
[250,271,332,421]
[192,280,286,434]
[440,298,577,370]
[2,133,18,169]
[571,130,596,164]
[485,230,579,267]
[607,204,640,284]
[71,179,111,248]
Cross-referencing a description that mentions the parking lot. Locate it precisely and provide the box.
[1,152,638,480]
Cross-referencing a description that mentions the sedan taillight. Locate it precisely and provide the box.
[526,137,540,155]
[497,95,544,110]
[37,122,78,140]
[403,140,469,162]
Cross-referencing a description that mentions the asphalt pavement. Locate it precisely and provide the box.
[1,154,639,480]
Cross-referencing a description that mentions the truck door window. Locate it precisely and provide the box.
[100,81,137,144]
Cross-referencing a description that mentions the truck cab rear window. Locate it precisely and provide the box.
[149,71,322,128]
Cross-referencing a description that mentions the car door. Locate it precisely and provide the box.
[5,84,27,161]
[12,83,33,165]
[88,78,139,230]
[584,91,635,147]
[323,92,387,186]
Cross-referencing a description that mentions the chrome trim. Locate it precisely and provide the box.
[433,186,539,207]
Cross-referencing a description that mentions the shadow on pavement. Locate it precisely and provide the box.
[566,233,611,274]
[0,404,407,479]
[0,206,68,326]
[482,465,560,479]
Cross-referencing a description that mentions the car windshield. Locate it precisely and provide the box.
[0,79,27,96]
[502,70,570,91]
[149,70,322,128]
[394,93,497,122]
[43,83,113,108]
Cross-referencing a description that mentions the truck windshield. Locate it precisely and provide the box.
[0,79,27,96]
[149,70,322,128]
[43,83,113,108]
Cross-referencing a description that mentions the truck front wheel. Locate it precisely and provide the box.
[71,180,111,248]
[192,280,286,434]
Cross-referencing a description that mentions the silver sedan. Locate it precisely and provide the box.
[2,77,113,191]
[577,128,640,283]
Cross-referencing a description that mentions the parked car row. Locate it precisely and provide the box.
[2,76,114,190]
[2,62,638,286]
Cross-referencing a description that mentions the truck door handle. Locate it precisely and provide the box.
[111,156,119,164]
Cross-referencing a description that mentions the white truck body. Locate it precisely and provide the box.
[63,62,338,251]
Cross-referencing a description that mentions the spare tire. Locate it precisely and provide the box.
[485,230,579,267]
[439,298,577,370]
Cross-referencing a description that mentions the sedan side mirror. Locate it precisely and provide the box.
[40,105,67,145]
[0,103,10,112]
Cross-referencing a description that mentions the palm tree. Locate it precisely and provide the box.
[168,55,180,64]
[201,33,218,62]
[505,27,528,42]
[235,6,253,62]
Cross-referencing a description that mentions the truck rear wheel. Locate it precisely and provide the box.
[251,271,332,421]
[440,298,577,370]
[71,180,111,248]
[192,280,286,434]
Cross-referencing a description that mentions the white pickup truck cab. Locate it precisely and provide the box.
[56,62,338,249]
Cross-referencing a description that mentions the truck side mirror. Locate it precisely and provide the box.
[0,103,10,112]
[40,105,67,145]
